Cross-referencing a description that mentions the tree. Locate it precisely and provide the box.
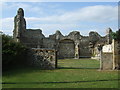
[2,34,28,71]
[110,30,120,41]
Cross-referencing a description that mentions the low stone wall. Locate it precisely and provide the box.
[101,52,113,70]
[28,48,57,69]
[101,40,120,70]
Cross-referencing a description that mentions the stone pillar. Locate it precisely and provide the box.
[112,39,120,70]
[75,43,80,59]
[97,44,103,70]
[13,8,26,42]
[113,39,115,69]
[106,28,112,44]
[100,50,103,70]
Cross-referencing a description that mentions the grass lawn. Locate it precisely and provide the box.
[2,58,119,88]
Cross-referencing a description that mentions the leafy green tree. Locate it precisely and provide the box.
[2,34,28,71]
[110,30,120,41]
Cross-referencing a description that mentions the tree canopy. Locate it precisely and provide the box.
[2,34,28,71]
[110,30,120,41]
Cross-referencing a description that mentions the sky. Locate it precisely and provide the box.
[1,2,118,37]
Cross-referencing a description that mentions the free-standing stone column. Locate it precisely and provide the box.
[75,43,80,59]
[13,8,26,42]
[97,44,103,70]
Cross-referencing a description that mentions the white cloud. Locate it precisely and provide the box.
[25,5,117,23]
[2,2,44,16]
[58,5,118,23]
[2,3,117,23]
[1,18,14,35]
[32,24,80,36]
[1,5,117,36]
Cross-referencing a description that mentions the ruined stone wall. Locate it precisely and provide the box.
[80,36,91,57]
[20,29,45,48]
[49,31,92,58]
[25,29,44,38]
[101,52,113,70]
[101,40,120,70]
[13,8,112,59]
[113,40,120,69]
[13,8,26,42]
[28,48,57,69]
[58,39,75,58]
[42,38,56,49]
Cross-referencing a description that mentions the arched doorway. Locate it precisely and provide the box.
[58,39,75,59]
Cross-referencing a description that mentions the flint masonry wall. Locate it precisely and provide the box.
[101,52,113,70]
[79,36,91,57]
[101,40,120,70]
[58,39,75,58]
[28,48,57,69]
[42,38,56,49]
[13,8,110,59]
[20,29,45,48]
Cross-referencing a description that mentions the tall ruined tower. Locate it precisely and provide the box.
[13,8,26,42]
[106,28,112,44]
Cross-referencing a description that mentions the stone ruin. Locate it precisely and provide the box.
[27,48,57,69]
[100,29,120,70]
[13,8,114,69]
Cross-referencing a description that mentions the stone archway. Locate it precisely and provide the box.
[58,39,75,59]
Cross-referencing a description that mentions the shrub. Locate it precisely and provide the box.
[2,34,28,71]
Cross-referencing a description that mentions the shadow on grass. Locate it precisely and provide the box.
[3,66,99,77]
[2,79,120,84]
[2,66,50,77]
[57,67,99,69]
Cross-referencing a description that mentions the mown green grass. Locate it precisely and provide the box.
[58,58,100,68]
[2,58,119,88]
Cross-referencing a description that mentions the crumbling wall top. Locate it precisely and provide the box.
[17,8,24,17]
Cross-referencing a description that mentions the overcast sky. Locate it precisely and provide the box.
[1,2,118,36]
